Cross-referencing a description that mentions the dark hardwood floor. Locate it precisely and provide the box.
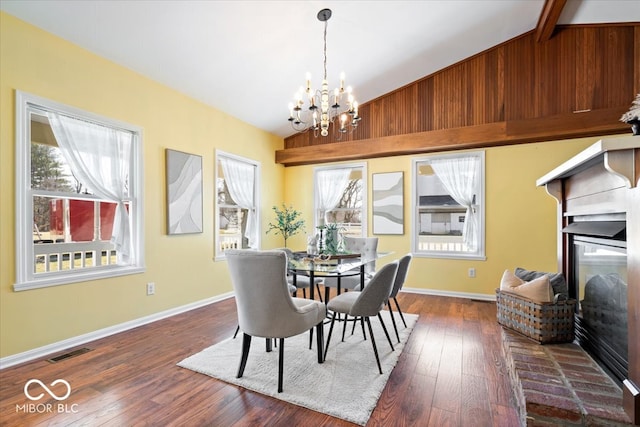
[0,293,520,426]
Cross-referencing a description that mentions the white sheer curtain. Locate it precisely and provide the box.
[48,112,134,262]
[315,168,351,225]
[220,156,257,248]
[430,156,479,250]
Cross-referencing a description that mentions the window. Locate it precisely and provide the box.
[15,91,144,291]
[314,163,367,238]
[215,151,260,258]
[412,151,485,259]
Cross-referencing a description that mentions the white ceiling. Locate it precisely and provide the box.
[2,0,638,138]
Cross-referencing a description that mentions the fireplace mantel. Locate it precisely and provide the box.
[537,135,640,424]
[537,137,639,204]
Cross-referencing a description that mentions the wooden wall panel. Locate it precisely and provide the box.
[417,77,434,132]
[281,24,639,165]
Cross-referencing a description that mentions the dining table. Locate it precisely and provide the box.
[287,251,392,302]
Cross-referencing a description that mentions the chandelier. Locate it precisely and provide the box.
[287,8,361,138]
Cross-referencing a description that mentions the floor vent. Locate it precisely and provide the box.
[47,347,92,363]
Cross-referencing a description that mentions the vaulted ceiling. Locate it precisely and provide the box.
[2,0,638,140]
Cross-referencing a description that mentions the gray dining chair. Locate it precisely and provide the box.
[387,253,412,343]
[225,249,326,393]
[323,260,398,374]
[322,236,378,300]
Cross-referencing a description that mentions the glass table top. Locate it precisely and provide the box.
[287,251,392,276]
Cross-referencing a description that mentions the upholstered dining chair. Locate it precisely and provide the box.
[323,261,398,374]
[322,236,379,300]
[232,280,297,339]
[225,249,326,393]
[387,253,412,343]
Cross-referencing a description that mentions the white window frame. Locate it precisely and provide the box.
[14,91,145,291]
[313,162,368,236]
[411,151,485,260]
[215,150,261,260]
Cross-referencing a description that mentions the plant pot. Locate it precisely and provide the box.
[324,229,340,255]
[628,118,640,136]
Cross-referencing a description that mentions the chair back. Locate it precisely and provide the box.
[275,247,294,260]
[390,254,412,298]
[344,237,378,275]
[226,249,301,338]
[350,261,398,317]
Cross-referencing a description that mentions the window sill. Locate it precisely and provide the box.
[413,252,486,261]
[13,266,146,292]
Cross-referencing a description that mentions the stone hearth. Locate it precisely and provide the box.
[501,328,633,426]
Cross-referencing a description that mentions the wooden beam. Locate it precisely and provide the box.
[536,0,568,42]
[275,108,630,166]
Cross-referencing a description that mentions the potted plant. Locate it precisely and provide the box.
[266,204,305,248]
[620,93,640,135]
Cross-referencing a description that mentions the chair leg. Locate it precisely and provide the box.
[394,297,407,327]
[266,338,273,352]
[309,326,314,350]
[387,301,400,343]
[341,314,348,342]
[365,317,383,375]
[360,317,366,340]
[316,284,324,302]
[323,312,337,361]
[233,325,240,339]
[378,313,395,351]
[277,337,285,393]
[315,322,324,363]
[302,289,307,298]
[351,315,357,335]
[237,333,252,378]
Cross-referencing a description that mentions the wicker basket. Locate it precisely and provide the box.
[496,289,575,344]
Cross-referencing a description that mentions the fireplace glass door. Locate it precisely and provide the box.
[573,236,628,383]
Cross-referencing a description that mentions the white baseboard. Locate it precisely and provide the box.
[402,286,496,302]
[0,292,234,370]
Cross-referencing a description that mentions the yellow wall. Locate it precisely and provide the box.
[0,13,285,358]
[284,138,606,296]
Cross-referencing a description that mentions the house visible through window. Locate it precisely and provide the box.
[412,152,485,259]
[314,163,367,238]
[15,91,144,291]
[216,151,260,257]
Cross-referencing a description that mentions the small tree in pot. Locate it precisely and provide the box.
[266,204,305,248]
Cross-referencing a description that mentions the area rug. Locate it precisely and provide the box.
[177,311,418,426]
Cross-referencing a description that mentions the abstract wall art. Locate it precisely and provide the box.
[166,149,203,235]
[372,171,404,235]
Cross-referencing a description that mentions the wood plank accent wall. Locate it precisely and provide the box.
[278,24,639,166]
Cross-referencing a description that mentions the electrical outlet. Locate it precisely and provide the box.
[468,268,476,278]
[146,282,155,295]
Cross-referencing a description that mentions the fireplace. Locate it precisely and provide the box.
[566,221,628,383]
[537,136,640,424]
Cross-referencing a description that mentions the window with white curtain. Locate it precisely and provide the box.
[215,151,260,258]
[314,163,367,237]
[14,91,144,291]
[412,151,485,259]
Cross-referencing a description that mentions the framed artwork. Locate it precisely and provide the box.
[166,149,203,235]
[372,171,404,235]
